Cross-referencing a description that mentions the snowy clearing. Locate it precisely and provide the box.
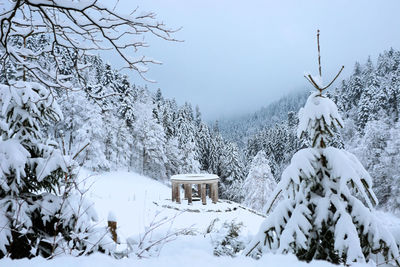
[2,170,377,266]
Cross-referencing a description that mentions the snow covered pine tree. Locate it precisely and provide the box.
[242,150,276,213]
[0,80,114,258]
[243,31,400,266]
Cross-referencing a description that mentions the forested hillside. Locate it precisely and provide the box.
[218,90,309,147]
[331,48,400,211]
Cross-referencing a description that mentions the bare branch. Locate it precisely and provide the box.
[304,30,344,94]
[0,0,180,88]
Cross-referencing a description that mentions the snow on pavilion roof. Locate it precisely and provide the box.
[170,174,219,181]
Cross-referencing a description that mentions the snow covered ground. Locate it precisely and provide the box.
[84,171,264,240]
[2,171,391,266]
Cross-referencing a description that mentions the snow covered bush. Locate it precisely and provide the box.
[0,82,114,258]
[213,220,245,257]
[120,212,193,259]
[244,91,400,266]
[242,150,277,212]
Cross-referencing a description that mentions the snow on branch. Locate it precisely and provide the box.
[297,92,344,141]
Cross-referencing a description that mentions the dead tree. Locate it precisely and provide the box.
[304,29,344,95]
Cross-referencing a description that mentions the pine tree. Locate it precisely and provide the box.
[195,105,202,126]
[220,142,245,201]
[0,81,113,258]
[242,151,276,212]
[131,95,167,178]
[385,123,400,213]
[164,137,182,177]
[196,122,212,171]
[61,91,110,171]
[175,105,200,174]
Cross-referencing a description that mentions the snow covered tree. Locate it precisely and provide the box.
[131,95,167,179]
[385,124,400,214]
[244,32,400,266]
[164,137,182,177]
[242,151,276,212]
[175,105,200,174]
[59,91,110,171]
[353,119,390,204]
[220,142,244,184]
[196,122,212,171]
[220,142,245,201]
[0,81,114,258]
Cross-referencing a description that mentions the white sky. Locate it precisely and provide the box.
[104,0,400,121]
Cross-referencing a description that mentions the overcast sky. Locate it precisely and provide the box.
[105,0,400,121]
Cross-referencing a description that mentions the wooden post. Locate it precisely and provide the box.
[201,184,206,205]
[188,184,193,205]
[176,183,181,204]
[108,211,118,243]
[108,221,117,243]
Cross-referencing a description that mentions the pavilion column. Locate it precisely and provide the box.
[188,184,193,204]
[197,184,202,198]
[201,184,206,205]
[176,183,181,204]
[184,184,190,199]
[170,174,219,205]
[171,182,176,202]
[211,182,218,204]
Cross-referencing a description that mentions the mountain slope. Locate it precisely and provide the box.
[218,90,308,147]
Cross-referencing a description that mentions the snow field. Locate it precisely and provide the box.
[84,171,264,240]
[3,170,384,266]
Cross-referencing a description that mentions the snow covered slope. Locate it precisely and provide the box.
[85,171,264,239]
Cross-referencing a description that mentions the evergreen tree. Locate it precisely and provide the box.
[195,105,202,126]
[196,122,212,171]
[60,91,110,171]
[220,142,244,184]
[164,137,182,177]
[385,123,400,213]
[0,81,112,258]
[242,151,276,212]
[131,96,167,178]
[220,142,245,201]
[175,105,200,174]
